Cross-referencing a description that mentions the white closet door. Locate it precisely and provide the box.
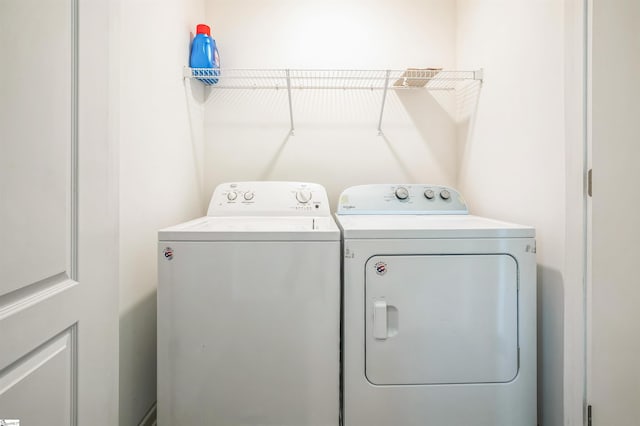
[590,0,640,424]
[0,0,118,424]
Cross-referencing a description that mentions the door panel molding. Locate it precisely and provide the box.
[70,0,79,281]
[0,274,79,321]
[0,0,117,422]
[0,326,77,425]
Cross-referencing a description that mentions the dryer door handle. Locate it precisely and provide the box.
[373,300,388,340]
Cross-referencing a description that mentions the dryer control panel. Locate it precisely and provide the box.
[337,184,468,215]
[208,181,331,216]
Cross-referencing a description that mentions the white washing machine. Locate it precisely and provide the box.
[335,184,537,426]
[158,182,340,426]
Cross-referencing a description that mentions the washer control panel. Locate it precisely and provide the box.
[337,184,468,215]
[208,182,330,216]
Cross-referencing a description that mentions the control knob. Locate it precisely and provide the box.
[296,190,312,204]
[424,189,435,199]
[395,187,409,200]
[243,192,254,201]
[440,189,451,200]
[227,191,238,201]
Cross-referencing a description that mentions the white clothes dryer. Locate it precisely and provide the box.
[336,184,536,426]
[158,182,340,426]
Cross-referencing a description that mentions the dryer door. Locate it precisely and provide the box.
[365,254,518,385]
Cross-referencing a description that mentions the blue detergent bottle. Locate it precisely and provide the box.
[190,24,220,85]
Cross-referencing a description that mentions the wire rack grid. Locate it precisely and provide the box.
[184,68,482,90]
[184,67,483,135]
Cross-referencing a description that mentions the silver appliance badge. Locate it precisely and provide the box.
[163,247,174,260]
[374,261,387,275]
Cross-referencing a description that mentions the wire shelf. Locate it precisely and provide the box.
[184,68,482,90]
[184,67,483,135]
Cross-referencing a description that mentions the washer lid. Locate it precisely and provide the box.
[159,216,340,241]
[336,214,535,239]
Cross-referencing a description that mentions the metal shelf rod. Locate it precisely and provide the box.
[286,69,295,135]
[377,70,391,135]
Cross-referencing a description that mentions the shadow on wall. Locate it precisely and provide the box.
[379,132,418,182]
[183,78,207,209]
[187,71,489,208]
[454,81,483,178]
[257,131,293,180]
[395,89,457,172]
[395,81,482,188]
[454,81,482,187]
[537,264,564,426]
[197,85,463,206]
[120,290,158,426]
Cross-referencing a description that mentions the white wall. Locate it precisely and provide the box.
[456,1,566,425]
[117,0,206,424]
[197,5,568,424]
[203,0,459,206]
[125,1,572,425]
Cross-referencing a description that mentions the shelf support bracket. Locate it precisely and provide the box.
[286,69,295,135]
[474,68,484,82]
[377,70,391,135]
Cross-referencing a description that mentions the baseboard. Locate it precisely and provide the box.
[138,402,157,426]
